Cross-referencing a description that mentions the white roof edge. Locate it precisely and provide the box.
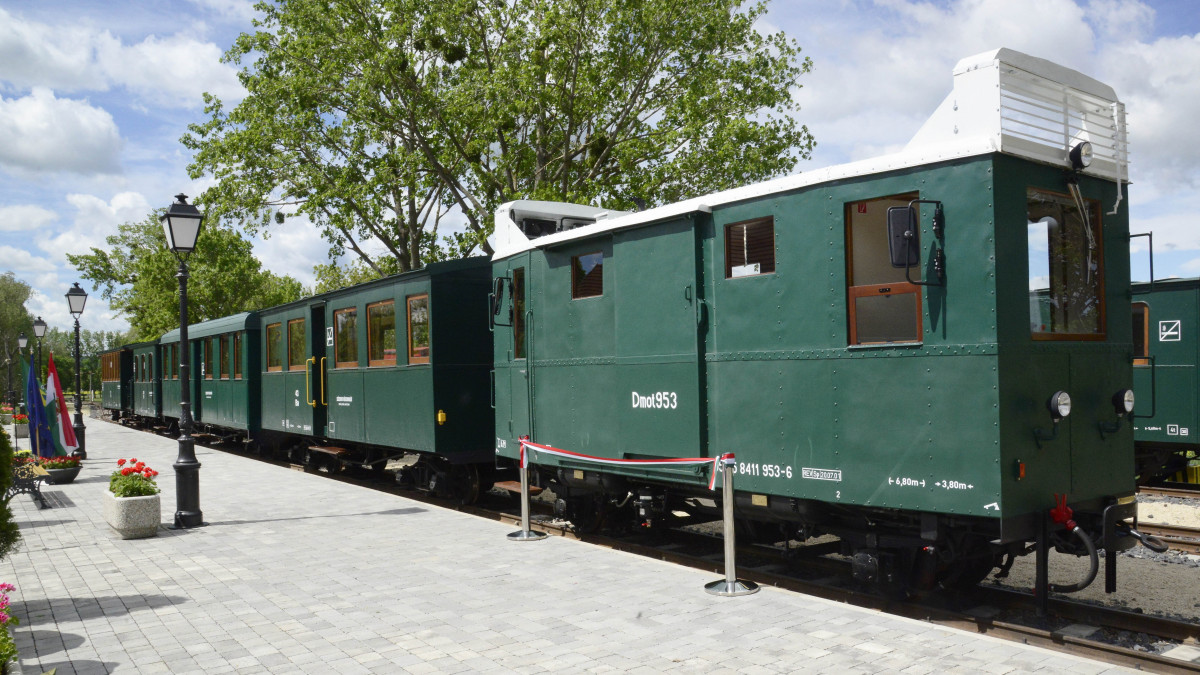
[954,48,1118,101]
[492,137,999,260]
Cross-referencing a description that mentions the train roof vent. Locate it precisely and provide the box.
[908,48,1128,187]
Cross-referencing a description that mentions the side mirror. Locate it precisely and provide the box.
[887,206,920,268]
[491,277,505,317]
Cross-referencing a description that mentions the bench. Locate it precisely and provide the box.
[6,462,50,509]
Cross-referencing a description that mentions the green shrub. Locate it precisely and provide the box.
[0,427,23,561]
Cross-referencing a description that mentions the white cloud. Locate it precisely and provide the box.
[34,192,154,262]
[0,88,123,174]
[0,204,57,232]
[0,7,244,108]
[188,0,261,24]
[252,216,331,289]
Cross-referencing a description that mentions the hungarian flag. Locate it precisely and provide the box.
[24,356,54,458]
[45,353,79,457]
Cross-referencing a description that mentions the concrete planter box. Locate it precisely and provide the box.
[103,491,161,539]
[13,424,27,439]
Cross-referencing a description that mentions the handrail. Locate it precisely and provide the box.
[305,356,316,408]
[319,357,327,406]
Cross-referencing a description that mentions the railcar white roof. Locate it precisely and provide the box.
[491,48,1127,260]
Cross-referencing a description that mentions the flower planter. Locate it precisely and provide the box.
[103,491,161,539]
[45,466,81,484]
[12,425,27,439]
[0,414,11,425]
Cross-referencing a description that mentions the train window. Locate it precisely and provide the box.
[287,319,306,371]
[725,217,775,278]
[367,300,397,367]
[845,195,922,345]
[334,308,358,368]
[572,252,603,299]
[233,334,242,379]
[407,295,430,365]
[1027,188,1105,338]
[513,268,526,359]
[266,323,283,372]
[171,344,179,380]
[219,335,230,380]
[1133,302,1149,365]
[134,356,140,382]
[204,338,214,380]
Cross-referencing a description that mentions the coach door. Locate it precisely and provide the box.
[612,218,706,459]
[494,254,534,447]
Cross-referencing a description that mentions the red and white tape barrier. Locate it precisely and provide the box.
[518,437,734,490]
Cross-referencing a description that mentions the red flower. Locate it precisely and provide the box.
[129,458,137,463]
[120,467,133,476]
[134,462,145,471]
[117,459,126,466]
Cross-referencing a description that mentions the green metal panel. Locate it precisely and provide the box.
[161,312,260,432]
[100,346,130,412]
[1132,279,1199,447]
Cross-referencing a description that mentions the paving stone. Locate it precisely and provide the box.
[0,420,1143,674]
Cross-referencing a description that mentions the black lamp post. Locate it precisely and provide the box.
[161,193,205,529]
[32,317,47,386]
[66,282,88,458]
[17,333,27,414]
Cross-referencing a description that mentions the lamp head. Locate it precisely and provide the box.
[66,282,88,317]
[32,316,47,339]
[160,193,205,255]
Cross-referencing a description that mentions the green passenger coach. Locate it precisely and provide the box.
[99,345,132,419]
[129,340,160,421]
[160,312,260,440]
[491,49,1150,592]
[1131,278,1200,482]
[258,258,497,499]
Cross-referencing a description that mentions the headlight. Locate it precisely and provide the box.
[1048,391,1072,421]
[1070,141,1093,170]
[1113,389,1135,416]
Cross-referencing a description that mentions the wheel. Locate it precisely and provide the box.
[452,464,482,505]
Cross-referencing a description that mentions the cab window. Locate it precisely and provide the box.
[1027,188,1105,338]
[513,268,526,359]
[845,194,922,345]
[725,217,775,278]
[572,252,603,299]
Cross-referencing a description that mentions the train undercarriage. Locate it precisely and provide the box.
[537,466,1148,595]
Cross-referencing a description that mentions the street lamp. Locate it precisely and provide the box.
[161,193,205,529]
[32,317,47,383]
[17,333,27,414]
[66,282,88,459]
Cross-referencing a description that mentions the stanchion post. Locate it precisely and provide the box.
[507,447,547,541]
[705,456,759,596]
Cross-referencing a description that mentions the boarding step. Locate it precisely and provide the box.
[493,480,543,497]
[308,446,350,458]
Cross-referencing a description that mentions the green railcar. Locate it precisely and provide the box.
[492,49,1145,592]
[1131,278,1200,482]
[160,312,260,439]
[99,345,132,419]
[258,258,496,498]
[129,340,160,421]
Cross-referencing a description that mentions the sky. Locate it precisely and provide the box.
[1,0,1198,335]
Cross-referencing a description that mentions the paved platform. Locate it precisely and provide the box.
[2,419,1135,674]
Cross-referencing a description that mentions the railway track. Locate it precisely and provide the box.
[178,432,1200,673]
[1137,522,1200,555]
[1141,484,1200,500]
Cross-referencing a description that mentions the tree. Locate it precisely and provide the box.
[67,214,306,340]
[0,273,33,402]
[184,0,814,274]
[40,327,128,397]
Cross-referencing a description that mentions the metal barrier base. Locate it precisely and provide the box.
[704,579,759,597]
[507,529,548,541]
